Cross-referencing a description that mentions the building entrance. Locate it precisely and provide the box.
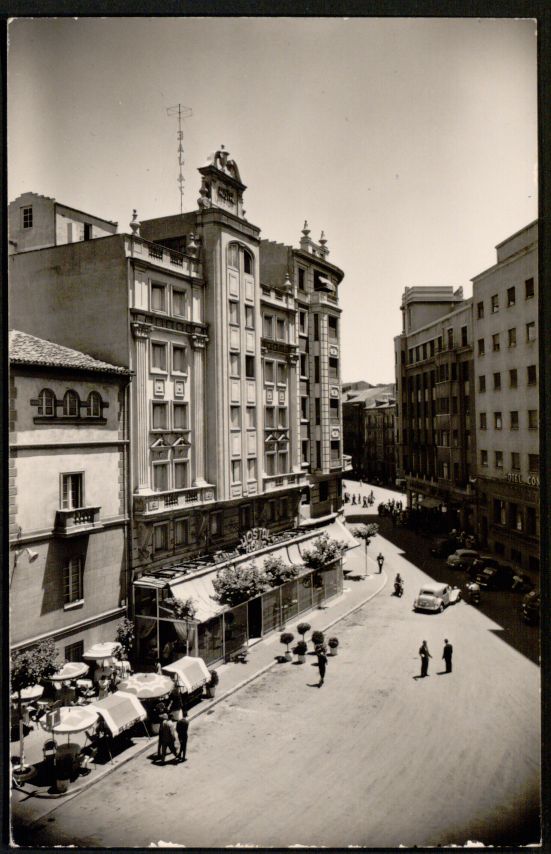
[247,597,263,640]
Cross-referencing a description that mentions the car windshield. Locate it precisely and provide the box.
[419,589,437,596]
[482,568,493,576]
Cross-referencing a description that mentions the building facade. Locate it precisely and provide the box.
[342,385,396,485]
[471,221,539,573]
[9,331,131,656]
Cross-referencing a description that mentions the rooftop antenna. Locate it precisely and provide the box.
[166,104,193,214]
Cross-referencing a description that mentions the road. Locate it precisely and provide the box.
[15,528,540,848]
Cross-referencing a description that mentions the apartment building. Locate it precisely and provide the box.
[472,221,539,572]
[342,385,396,485]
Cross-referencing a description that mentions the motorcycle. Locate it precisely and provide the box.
[394,579,404,597]
[467,583,480,605]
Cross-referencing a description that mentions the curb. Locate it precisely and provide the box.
[21,570,387,824]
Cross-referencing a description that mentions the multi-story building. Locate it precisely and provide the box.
[9,331,131,656]
[342,384,396,484]
[394,286,476,530]
[9,146,352,666]
[472,221,539,573]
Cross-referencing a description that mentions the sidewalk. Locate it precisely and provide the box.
[12,532,387,828]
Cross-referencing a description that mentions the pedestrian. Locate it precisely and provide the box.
[176,710,189,762]
[157,713,178,764]
[352,495,356,505]
[376,552,385,573]
[316,645,328,687]
[363,496,368,508]
[419,640,432,677]
[442,639,453,673]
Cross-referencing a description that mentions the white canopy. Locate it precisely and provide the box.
[162,656,210,692]
[90,691,147,736]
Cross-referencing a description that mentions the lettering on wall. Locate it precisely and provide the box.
[239,527,272,553]
[506,472,540,487]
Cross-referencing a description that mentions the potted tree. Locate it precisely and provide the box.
[297,622,311,646]
[280,632,294,662]
[328,637,339,656]
[293,641,308,664]
[205,669,219,699]
[311,630,325,652]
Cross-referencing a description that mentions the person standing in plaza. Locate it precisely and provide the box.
[419,640,432,677]
[316,646,328,687]
[442,639,453,673]
[376,552,385,573]
[176,710,189,762]
[157,713,178,764]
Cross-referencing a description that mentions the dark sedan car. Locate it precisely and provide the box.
[475,564,515,590]
[466,555,501,579]
[521,590,540,624]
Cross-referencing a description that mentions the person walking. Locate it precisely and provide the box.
[157,713,178,764]
[376,552,385,573]
[442,639,453,673]
[316,646,328,687]
[176,711,189,762]
[419,640,432,677]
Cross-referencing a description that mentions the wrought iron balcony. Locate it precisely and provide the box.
[54,507,103,537]
[133,485,215,518]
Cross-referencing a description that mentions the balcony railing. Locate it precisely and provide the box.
[133,485,215,517]
[54,506,103,537]
[263,472,309,492]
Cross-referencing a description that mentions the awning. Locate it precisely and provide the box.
[286,542,304,565]
[322,518,360,551]
[169,572,225,623]
[162,656,210,692]
[90,691,147,736]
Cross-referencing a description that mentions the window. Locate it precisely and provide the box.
[153,463,169,492]
[478,375,486,393]
[153,524,169,553]
[277,407,287,429]
[210,511,223,537]
[525,277,535,299]
[300,353,307,377]
[63,390,80,417]
[277,363,287,385]
[278,451,288,474]
[315,398,321,425]
[437,336,443,353]
[452,396,458,415]
[491,294,499,313]
[314,356,320,383]
[228,244,239,268]
[61,473,83,509]
[477,301,484,319]
[319,481,329,501]
[63,557,83,605]
[507,286,516,307]
[22,206,33,229]
[151,342,167,372]
[330,440,340,462]
[495,450,503,469]
[328,316,338,339]
[174,518,190,546]
[507,328,516,348]
[494,412,502,430]
[447,328,454,349]
[245,407,256,429]
[86,391,102,417]
[230,406,241,429]
[265,407,275,428]
[64,641,84,662]
[151,283,166,312]
[263,315,274,337]
[38,388,56,416]
[172,346,187,374]
[276,318,286,340]
[245,356,255,379]
[230,353,240,377]
[493,372,501,391]
[330,397,339,417]
[528,454,539,473]
[298,268,305,290]
[527,365,537,386]
[526,321,536,342]
[301,440,309,464]
[299,311,307,334]
[479,412,487,430]
[511,452,520,471]
[494,499,506,526]
[173,290,187,317]
[247,458,256,481]
[265,451,276,476]
[300,397,308,420]
[528,410,538,430]
[477,338,485,356]
[461,326,468,347]
[314,314,319,341]
[492,333,500,352]
[239,504,252,531]
[174,460,190,489]
[173,403,189,430]
[509,369,518,388]
[244,305,254,329]
[264,360,274,384]
[526,507,537,535]
[152,403,168,430]
[243,251,253,275]
[229,301,239,324]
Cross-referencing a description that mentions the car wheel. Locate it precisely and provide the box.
[439,602,444,613]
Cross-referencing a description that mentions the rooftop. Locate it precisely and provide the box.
[9,330,131,375]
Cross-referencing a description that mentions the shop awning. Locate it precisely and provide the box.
[90,690,147,737]
[162,656,210,692]
[169,572,224,623]
[286,542,304,565]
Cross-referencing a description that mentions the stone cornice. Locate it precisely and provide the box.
[130,310,208,338]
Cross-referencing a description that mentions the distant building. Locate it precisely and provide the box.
[9,331,131,656]
[342,384,396,485]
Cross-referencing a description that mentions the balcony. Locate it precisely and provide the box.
[263,472,309,493]
[129,237,202,280]
[133,485,215,518]
[54,507,103,537]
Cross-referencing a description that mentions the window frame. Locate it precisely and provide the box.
[63,556,84,607]
[61,472,84,510]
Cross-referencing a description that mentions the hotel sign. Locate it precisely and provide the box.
[506,472,540,487]
[239,527,272,553]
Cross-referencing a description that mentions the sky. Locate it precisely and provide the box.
[7,17,537,383]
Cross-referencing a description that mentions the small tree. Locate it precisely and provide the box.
[213,563,270,608]
[351,523,380,577]
[280,632,294,656]
[11,639,61,772]
[297,622,311,644]
[263,555,299,587]
[115,617,135,658]
[301,533,347,570]
[311,630,325,649]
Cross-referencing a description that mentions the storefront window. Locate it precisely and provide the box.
[281,579,299,624]
[159,619,195,664]
[135,586,157,617]
[198,616,224,665]
[135,616,158,666]
[224,603,248,659]
[262,588,281,635]
[297,572,313,614]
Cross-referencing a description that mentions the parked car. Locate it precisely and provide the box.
[521,590,540,624]
[430,537,458,558]
[466,555,502,579]
[446,549,479,570]
[475,564,515,590]
[413,583,461,612]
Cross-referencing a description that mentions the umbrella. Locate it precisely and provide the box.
[117,672,174,700]
[51,662,89,683]
[40,705,99,742]
[83,642,121,662]
[11,684,44,703]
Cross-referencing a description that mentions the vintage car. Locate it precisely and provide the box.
[475,564,515,590]
[413,583,461,612]
[521,590,540,624]
[446,548,480,570]
[466,555,502,579]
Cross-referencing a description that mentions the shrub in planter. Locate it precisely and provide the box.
[328,637,339,656]
[297,622,311,644]
[311,630,325,650]
[301,533,347,569]
[293,641,308,663]
[206,669,219,698]
[280,632,294,661]
[213,563,270,608]
[263,555,299,587]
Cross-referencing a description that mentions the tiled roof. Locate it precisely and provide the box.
[9,330,130,375]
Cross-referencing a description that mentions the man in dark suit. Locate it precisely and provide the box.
[176,711,189,762]
[442,639,453,673]
[316,646,328,687]
[157,713,178,764]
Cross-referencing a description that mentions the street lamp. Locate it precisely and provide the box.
[10,547,39,588]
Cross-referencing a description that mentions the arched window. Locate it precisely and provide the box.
[86,391,102,417]
[38,388,56,417]
[243,250,253,275]
[227,243,239,269]
[63,390,80,417]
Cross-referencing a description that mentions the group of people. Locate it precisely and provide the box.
[156,710,190,764]
[377,499,405,525]
[344,490,376,508]
[418,639,453,677]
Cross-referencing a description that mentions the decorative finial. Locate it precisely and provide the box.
[302,220,310,238]
[283,273,293,290]
[130,209,141,237]
[187,232,199,257]
[319,230,327,246]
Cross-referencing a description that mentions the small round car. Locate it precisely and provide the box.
[413,583,461,613]
[446,549,479,570]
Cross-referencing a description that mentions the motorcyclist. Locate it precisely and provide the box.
[466,579,480,603]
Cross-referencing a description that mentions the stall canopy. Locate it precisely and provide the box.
[90,691,147,736]
[162,656,210,692]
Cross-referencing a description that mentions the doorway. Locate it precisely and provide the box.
[248,596,263,640]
